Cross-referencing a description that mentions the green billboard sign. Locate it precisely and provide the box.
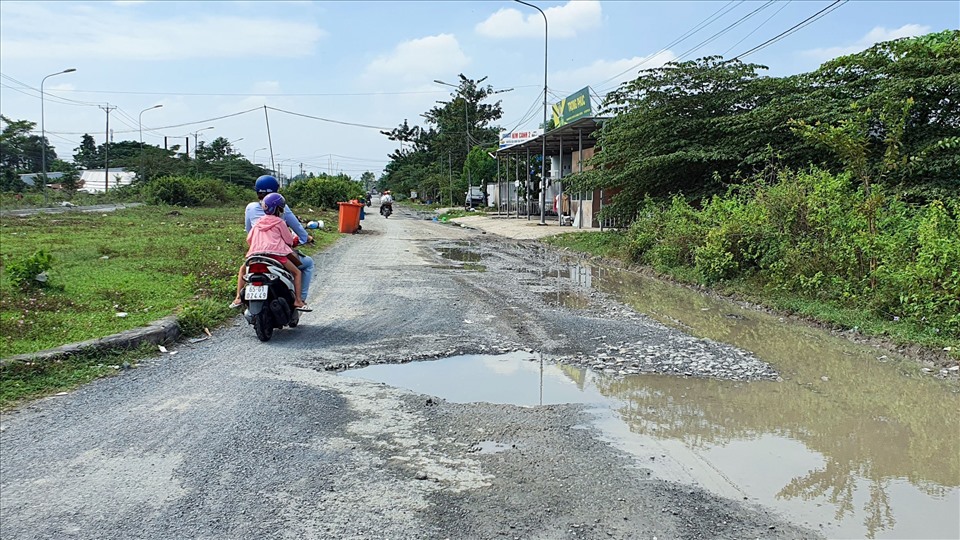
[551,87,592,128]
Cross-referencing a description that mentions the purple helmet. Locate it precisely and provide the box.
[261,192,286,216]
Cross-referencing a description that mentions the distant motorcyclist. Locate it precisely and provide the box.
[380,190,394,217]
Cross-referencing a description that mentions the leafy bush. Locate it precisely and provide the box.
[283,177,365,210]
[143,176,251,207]
[621,166,960,336]
[5,250,53,288]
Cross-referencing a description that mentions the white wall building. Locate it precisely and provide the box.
[78,168,136,193]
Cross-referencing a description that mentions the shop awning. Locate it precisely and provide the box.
[495,116,609,158]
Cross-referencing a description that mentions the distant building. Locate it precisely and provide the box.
[19,172,64,187]
[77,168,136,193]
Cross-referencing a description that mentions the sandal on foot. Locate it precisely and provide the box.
[229,300,243,309]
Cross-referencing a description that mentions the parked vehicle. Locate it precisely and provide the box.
[465,187,485,208]
[240,254,301,341]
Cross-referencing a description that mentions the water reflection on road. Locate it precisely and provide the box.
[346,259,960,539]
[576,262,959,539]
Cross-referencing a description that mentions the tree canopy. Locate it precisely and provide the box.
[583,30,959,219]
[378,74,506,204]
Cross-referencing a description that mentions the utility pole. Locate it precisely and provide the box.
[99,104,116,193]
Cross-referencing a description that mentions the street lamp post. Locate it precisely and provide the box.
[278,158,296,186]
[139,104,163,183]
[252,147,267,165]
[190,127,215,158]
[40,68,76,206]
[514,0,548,224]
[189,126,214,175]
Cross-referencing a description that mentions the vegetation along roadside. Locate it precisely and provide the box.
[0,175,361,406]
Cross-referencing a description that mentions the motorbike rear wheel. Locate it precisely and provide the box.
[254,310,273,341]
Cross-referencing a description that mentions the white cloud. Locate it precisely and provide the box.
[475,0,602,39]
[0,3,325,60]
[552,50,678,93]
[362,34,470,85]
[801,24,931,62]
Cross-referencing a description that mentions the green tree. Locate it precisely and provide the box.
[0,116,56,189]
[360,171,376,191]
[73,133,100,169]
[379,74,506,204]
[809,29,960,200]
[589,56,771,218]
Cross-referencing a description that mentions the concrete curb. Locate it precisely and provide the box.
[1,316,181,367]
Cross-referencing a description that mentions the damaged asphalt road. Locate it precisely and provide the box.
[0,206,819,540]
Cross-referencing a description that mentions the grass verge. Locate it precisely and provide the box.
[0,343,157,410]
[1,204,339,358]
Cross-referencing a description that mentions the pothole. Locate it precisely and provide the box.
[339,350,960,540]
[341,351,603,406]
[436,247,483,262]
[541,290,591,309]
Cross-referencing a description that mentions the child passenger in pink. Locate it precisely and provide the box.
[231,193,305,309]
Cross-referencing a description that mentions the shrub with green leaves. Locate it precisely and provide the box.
[5,250,53,288]
[621,166,959,337]
[283,176,365,210]
[143,176,251,207]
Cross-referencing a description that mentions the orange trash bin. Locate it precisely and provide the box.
[337,201,364,233]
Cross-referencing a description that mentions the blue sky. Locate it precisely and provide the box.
[1,0,956,178]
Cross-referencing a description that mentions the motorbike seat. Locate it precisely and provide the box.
[245,254,287,269]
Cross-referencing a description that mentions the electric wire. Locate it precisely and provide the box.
[265,106,391,131]
[722,0,793,56]
[592,0,744,91]
[674,0,778,61]
[500,88,546,135]
[0,73,104,107]
[22,85,536,98]
[44,107,263,135]
[732,0,847,60]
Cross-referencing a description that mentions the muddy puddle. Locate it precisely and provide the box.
[540,290,591,309]
[345,261,960,539]
[432,245,487,271]
[437,246,484,263]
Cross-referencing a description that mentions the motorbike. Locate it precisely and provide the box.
[240,253,301,341]
[380,202,393,218]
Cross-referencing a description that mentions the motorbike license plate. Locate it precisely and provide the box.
[245,284,268,301]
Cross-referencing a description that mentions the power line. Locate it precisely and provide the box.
[0,74,104,107]
[14,85,539,98]
[592,0,744,91]
[501,88,547,134]
[733,0,847,60]
[722,0,793,57]
[265,106,391,131]
[44,107,263,135]
[674,0,778,61]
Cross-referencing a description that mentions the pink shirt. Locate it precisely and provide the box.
[246,215,295,257]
